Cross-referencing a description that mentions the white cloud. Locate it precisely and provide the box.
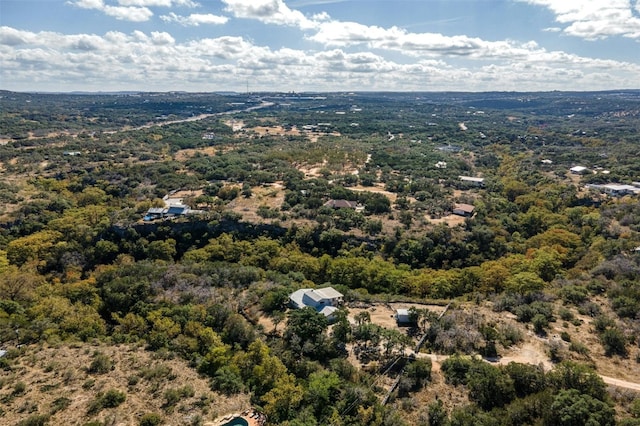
[104,5,154,21]
[0,26,33,46]
[150,31,175,45]
[2,26,639,92]
[219,0,576,63]
[117,0,199,7]
[68,0,154,22]
[117,0,172,6]
[222,0,319,30]
[518,0,640,40]
[68,0,199,22]
[160,12,229,26]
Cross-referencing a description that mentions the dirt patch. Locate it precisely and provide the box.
[227,184,284,223]
[347,302,446,330]
[224,119,245,132]
[498,340,553,370]
[429,214,466,227]
[174,146,218,161]
[349,185,398,202]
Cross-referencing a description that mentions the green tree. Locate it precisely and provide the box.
[546,389,615,426]
[505,271,546,296]
[147,239,177,261]
[285,307,328,356]
[547,362,607,400]
[0,265,44,302]
[466,362,515,410]
[6,230,62,267]
[306,370,342,418]
[262,374,304,423]
[600,327,628,357]
[504,362,547,398]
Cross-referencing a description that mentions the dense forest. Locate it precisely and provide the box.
[0,90,639,426]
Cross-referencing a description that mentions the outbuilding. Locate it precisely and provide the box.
[453,203,475,217]
[394,309,417,326]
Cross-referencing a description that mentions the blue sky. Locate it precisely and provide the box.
[1,0,639,92]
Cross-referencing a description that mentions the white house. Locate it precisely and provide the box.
[459,176,485,187]
[570,166,588,174]
[586,184,640,197]
[289,287,344,318]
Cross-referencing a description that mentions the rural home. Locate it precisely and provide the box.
[458,176,485,187]
[143,204,191,221]
[570,166,588,174]
[289,287,344,319]
[453,203,475,217]
[324,199,365,212]
[586,183,640,197]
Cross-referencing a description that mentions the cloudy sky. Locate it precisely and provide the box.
[1,0,639,92]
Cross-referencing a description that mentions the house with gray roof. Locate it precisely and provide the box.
[289,287,344,320]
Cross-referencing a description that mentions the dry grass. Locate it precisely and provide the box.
[0,343,250,426]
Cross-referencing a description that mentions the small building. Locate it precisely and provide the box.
[394,309,417,326]
[459,176,485,187]
[144,207,166,221]
[603,184,640,196]
[289,287,344,319]
[586,184,640,197]
[319,306,339,322]
[324,199,364,212]
[143,204,192,221]
[453,203,475,217]
[438,144,462,153]
[570,166,588,174]
[324,199,359,209]
[435,161,447,169]
[167,204,190,215]
[541,159,553,165]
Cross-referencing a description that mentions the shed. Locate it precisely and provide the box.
[395,309,416,326]
[453,203,475,217]
[459,176,485,186]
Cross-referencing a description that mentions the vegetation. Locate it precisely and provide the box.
[0,90,639,425]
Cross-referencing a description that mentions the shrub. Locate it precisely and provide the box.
[50,396,71,414]
[601,327,628,357]
[498,323,524,347]
[559,285,589,305]
[139,413,163,426]
[593,315,615,333]
[16,414,49,426]
[568,341,589,355]
[88,389,126,414]
[13,381,27,395]
[163,385,194,409]
[102,389,126,408]
[532,314,549,334]
[558,307,574,321]
[441,355,474,385]
[87,352,113,375]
